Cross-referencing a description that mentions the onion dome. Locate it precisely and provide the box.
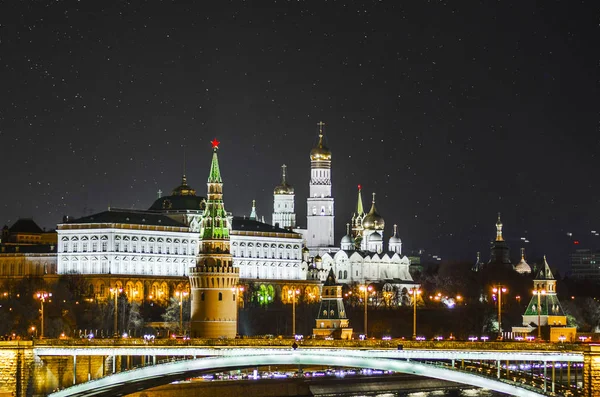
[302,246,310,254]
[341,234,353,245]
[363,193,385,230]
[341,223,354,248]
[389,224,402,244]
[171,175,196,196]
[314,255,322,263]
[273,164,294,194]
[368,231,383,242]
[515,248,532,274]
[310,122,332,161]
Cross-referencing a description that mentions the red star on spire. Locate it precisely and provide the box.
[358,184,362,190]
[211,138,220,149]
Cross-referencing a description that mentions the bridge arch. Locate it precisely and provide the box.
[50,352,546,397]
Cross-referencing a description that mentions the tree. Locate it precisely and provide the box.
[161,296,190,335]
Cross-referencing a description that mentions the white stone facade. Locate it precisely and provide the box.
[56,213,306,282]
[230,233,305,280]
[57,225,197,277]
[272,194,296,229]
[319,250,412,284]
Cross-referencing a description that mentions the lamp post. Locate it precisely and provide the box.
[492,286,507,340]
[175,290,189,335]
[288,288,300,336]
[533,288,546,340]
[35,291,52,338]
[410,287,421,340]
[110,287,122,337]
[359,284,373,337]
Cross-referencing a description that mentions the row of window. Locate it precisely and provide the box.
[61,242,196,255]
[233,250,298,259]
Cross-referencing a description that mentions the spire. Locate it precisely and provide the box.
[201,138,228,240]
[157,189,162,199]
[495,212,504,241]
[393,224,398,237]
[346,223,350,235]
[356,185,364,215]
[281,164,287,184]
[536,255,555,280]
[317,121,325,139]
[521,247,525,260]
[250,200,257,221]
[368,192,378,214]
[183,145,187,180]
[208,139,222,183]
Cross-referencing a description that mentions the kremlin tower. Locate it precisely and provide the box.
[306,122,335,255]
[189,139,240,339]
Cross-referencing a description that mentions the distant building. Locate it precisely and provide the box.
[511,256,576,342]
[488,213,511,266]
[1,218,56,246]
[570,249,600,280]
[472,213,530,274]
[0,219,57,279]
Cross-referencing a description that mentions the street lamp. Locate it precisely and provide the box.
[410,287,421,340]
[175,290,189,335]
[533,288,546,340]
[288,288,300,336]
[35,291,52,338]
[110,287,123,337]
[492,286,507,340]
[359,284,373,337]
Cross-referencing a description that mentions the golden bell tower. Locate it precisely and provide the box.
[189,139,239,338]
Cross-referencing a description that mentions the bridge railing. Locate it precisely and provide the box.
[31,338,585,352]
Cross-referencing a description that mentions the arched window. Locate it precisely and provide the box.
[201,292,205,301]
[343,270,348,279]
[218,292,223,301]
[338,271,342,279]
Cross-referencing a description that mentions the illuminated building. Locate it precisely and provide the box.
[511,256,576,342]
[296,122,336,256]
[570,249,600,280]
[189,139,239,338]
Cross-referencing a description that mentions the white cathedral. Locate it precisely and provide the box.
[56,123,415,291]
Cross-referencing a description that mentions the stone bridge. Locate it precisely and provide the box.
[1,339,598,396]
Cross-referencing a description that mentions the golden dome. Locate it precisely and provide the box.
[171,175,196,196]
[363,193,385,231]
[310,122,331,161]
[273,164,294,194]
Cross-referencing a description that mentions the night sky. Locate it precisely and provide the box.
[1,1,598,271]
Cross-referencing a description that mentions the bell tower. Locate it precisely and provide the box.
[306,122,335,254]
[189,139,239,339]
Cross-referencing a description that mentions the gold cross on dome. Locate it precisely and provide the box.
[317,121,325,136]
